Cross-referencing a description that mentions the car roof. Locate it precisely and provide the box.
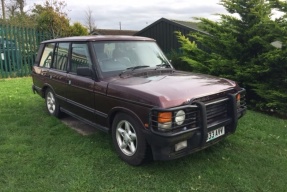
[42,35,155,43]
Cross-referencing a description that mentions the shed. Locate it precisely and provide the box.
[135,18,205,53]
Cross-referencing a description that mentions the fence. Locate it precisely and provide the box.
[0,25,51,78]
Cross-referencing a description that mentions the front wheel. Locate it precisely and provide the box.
[45,88,61,117]
[112,113,149,166]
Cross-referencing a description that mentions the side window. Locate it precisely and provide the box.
[52,43,69,71]
[71,43,92,73]
[39,43,55,68]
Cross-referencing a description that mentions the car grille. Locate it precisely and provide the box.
[205,99,228,126]
[150,89,244,134]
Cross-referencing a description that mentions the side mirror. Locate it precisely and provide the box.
[76,67,92,77]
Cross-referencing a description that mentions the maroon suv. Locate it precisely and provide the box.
[31,36,246,165]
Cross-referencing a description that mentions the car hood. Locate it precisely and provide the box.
[106,70,238,108]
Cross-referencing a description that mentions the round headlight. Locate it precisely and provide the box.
[175,110,186,125]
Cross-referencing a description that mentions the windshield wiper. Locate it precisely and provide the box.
[119,65,150,76]
[156,63,171,69]
[126,65,150,71]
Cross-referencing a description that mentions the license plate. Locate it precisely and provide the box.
[206,126,225,142]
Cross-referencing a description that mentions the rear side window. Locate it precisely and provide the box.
[52,43,69,71]
[70,43,92,73]
[39,43,55,68]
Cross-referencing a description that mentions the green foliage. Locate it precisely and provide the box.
[1,0,89,38]
[31,0,70,38]
[70,22,89,36]
[1,13,36,27]
[166,50,193,71]
[177,0,287,116]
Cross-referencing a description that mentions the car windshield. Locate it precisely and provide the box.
[93,41,171,77]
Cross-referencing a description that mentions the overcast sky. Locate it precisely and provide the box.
[24,0,227,30]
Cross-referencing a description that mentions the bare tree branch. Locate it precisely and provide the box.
[85,7,96,33]
[17,0,25,14]
[1,0,5,19]
[5,0,25,17]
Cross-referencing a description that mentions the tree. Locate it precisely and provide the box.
[1,0,5,19]
[177,0,287,115]
[70,22,88,36]
[17,0,24,14]
[4,12,35,26]
[6,0,18,17]
[85,7,96,33]
[4,0,25,17]
[0,0,34,27]
[32,0,70,38]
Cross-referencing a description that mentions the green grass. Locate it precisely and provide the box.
[0,77,286,192]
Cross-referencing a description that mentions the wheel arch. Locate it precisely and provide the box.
[107,107,146,134]
[41,84,55,98]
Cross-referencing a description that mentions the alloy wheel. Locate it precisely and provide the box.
[46,92,56,114]
[115,120,138,156]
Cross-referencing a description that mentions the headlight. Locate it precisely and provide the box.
[175,110,185,125]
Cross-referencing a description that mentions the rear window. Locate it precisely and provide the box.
[39,43,55,68]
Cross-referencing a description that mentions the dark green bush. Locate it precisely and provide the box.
[166,50,193,71]
[176,0,287,117]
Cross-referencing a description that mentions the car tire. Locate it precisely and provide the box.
[45,88,61,118]
[112,113,148,166]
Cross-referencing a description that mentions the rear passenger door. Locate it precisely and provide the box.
[64,43,96,122]
[32,43,55,90]
[46,43,69,107]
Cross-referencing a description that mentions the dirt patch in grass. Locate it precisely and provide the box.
[61,116,97,136]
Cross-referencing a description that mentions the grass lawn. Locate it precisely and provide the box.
[0,77,287,192]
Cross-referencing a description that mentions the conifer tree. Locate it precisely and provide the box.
[177,0,287,115]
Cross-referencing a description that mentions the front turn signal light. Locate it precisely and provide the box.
[236,94,241,101]
[158,112,172,123]
[236,94,241,108]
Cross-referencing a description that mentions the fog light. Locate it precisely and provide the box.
[175,140,187,151]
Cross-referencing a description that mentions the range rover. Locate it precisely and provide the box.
[31,36,246,165]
